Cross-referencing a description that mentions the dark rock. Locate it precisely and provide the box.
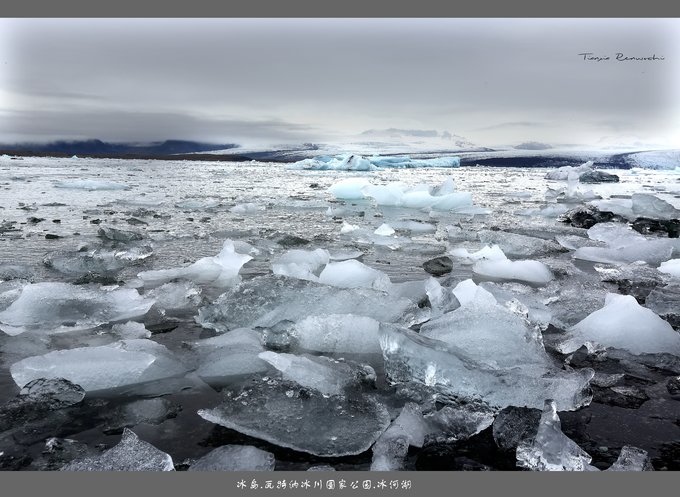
[423,256,453,276]
[0,378,86,432]
[30,438,95,471]
[28,216,45,223]
[90,218,102,224]
[45,233,62,239]
[492,406,541,451]
[277,234,311,247]
[97,226,144,242]
[667,377,680,397]
[631,218,680,238]
[559,205,625,229]
[126,217,148,226]
[579,170,620,184]
[52,219,61,223]
[592,385,649,409]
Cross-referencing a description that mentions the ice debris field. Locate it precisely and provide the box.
[1,152,680,471]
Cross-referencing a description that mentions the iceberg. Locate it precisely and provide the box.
[229,203,264,214]
[328,178,372,200]
[374,223,396,236]
[188,445,275,471]
[318,259,392,291]
[291,154,460,171]
[10,339,187,392]
[420,280,550,369]
[61,429,174,471]
[197,376,391,457]
[258,351,375,396]
[544,161,594,181]
[573,222,679,265]
[631,193,680,221]
[659,259,680,278]
[137,240,252,288]
[607,446,654,471]
[0,282,155,336]
[329,177,475,212]
[197,275,427,332]
[370,403,429,471]
[291,314,383,353]
[473,258,553,285]
[516,400,594,471]
[271,248,330,282]
[380,324,593,411]
[556,293,680,356]
[188,327,268,380]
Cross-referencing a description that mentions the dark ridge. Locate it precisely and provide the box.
[0,139,238,157]
[458,156,630,169]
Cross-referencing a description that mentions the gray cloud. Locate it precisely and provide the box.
[0,109,325,144]
[1,18,678,147]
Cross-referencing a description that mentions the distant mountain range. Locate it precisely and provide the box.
[0,139,237,156]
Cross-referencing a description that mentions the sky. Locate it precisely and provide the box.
[1,18,679,149]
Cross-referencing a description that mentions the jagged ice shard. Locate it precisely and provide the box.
[516,400,594,471]
[380,324,593,411]
[61,428,174,471]
[138,240,252,288]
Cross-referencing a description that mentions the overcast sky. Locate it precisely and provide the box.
[1,18,678,148]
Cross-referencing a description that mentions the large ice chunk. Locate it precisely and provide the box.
[138,240,252,288]
[420,280,550,368]
[370,403,430,471]
[473,258,553,285]
[10,339,187,392]
[61,428,174,471]
[380,324,593,411]
[328,178,372,200]
[516,400,593,471]
[271,248,330,282]
[556,293,680,356]
[573,222,679,265]
[477,230,563,258]
[258,351,375,396]
[197,377,391,456]
[545,161,594,181]
[631,193,680,221]
[188,327,268,380]
[607,446,654,471]
[424,400,496,443]
[291,314,382,353]
[197,275,426,332]
[0,282,155,336]
[189,445,275,471]
[291,154,377,171]
[318,260,392,291]
[659,259,680,278]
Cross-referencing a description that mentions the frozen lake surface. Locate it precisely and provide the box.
[1,155,680,471]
